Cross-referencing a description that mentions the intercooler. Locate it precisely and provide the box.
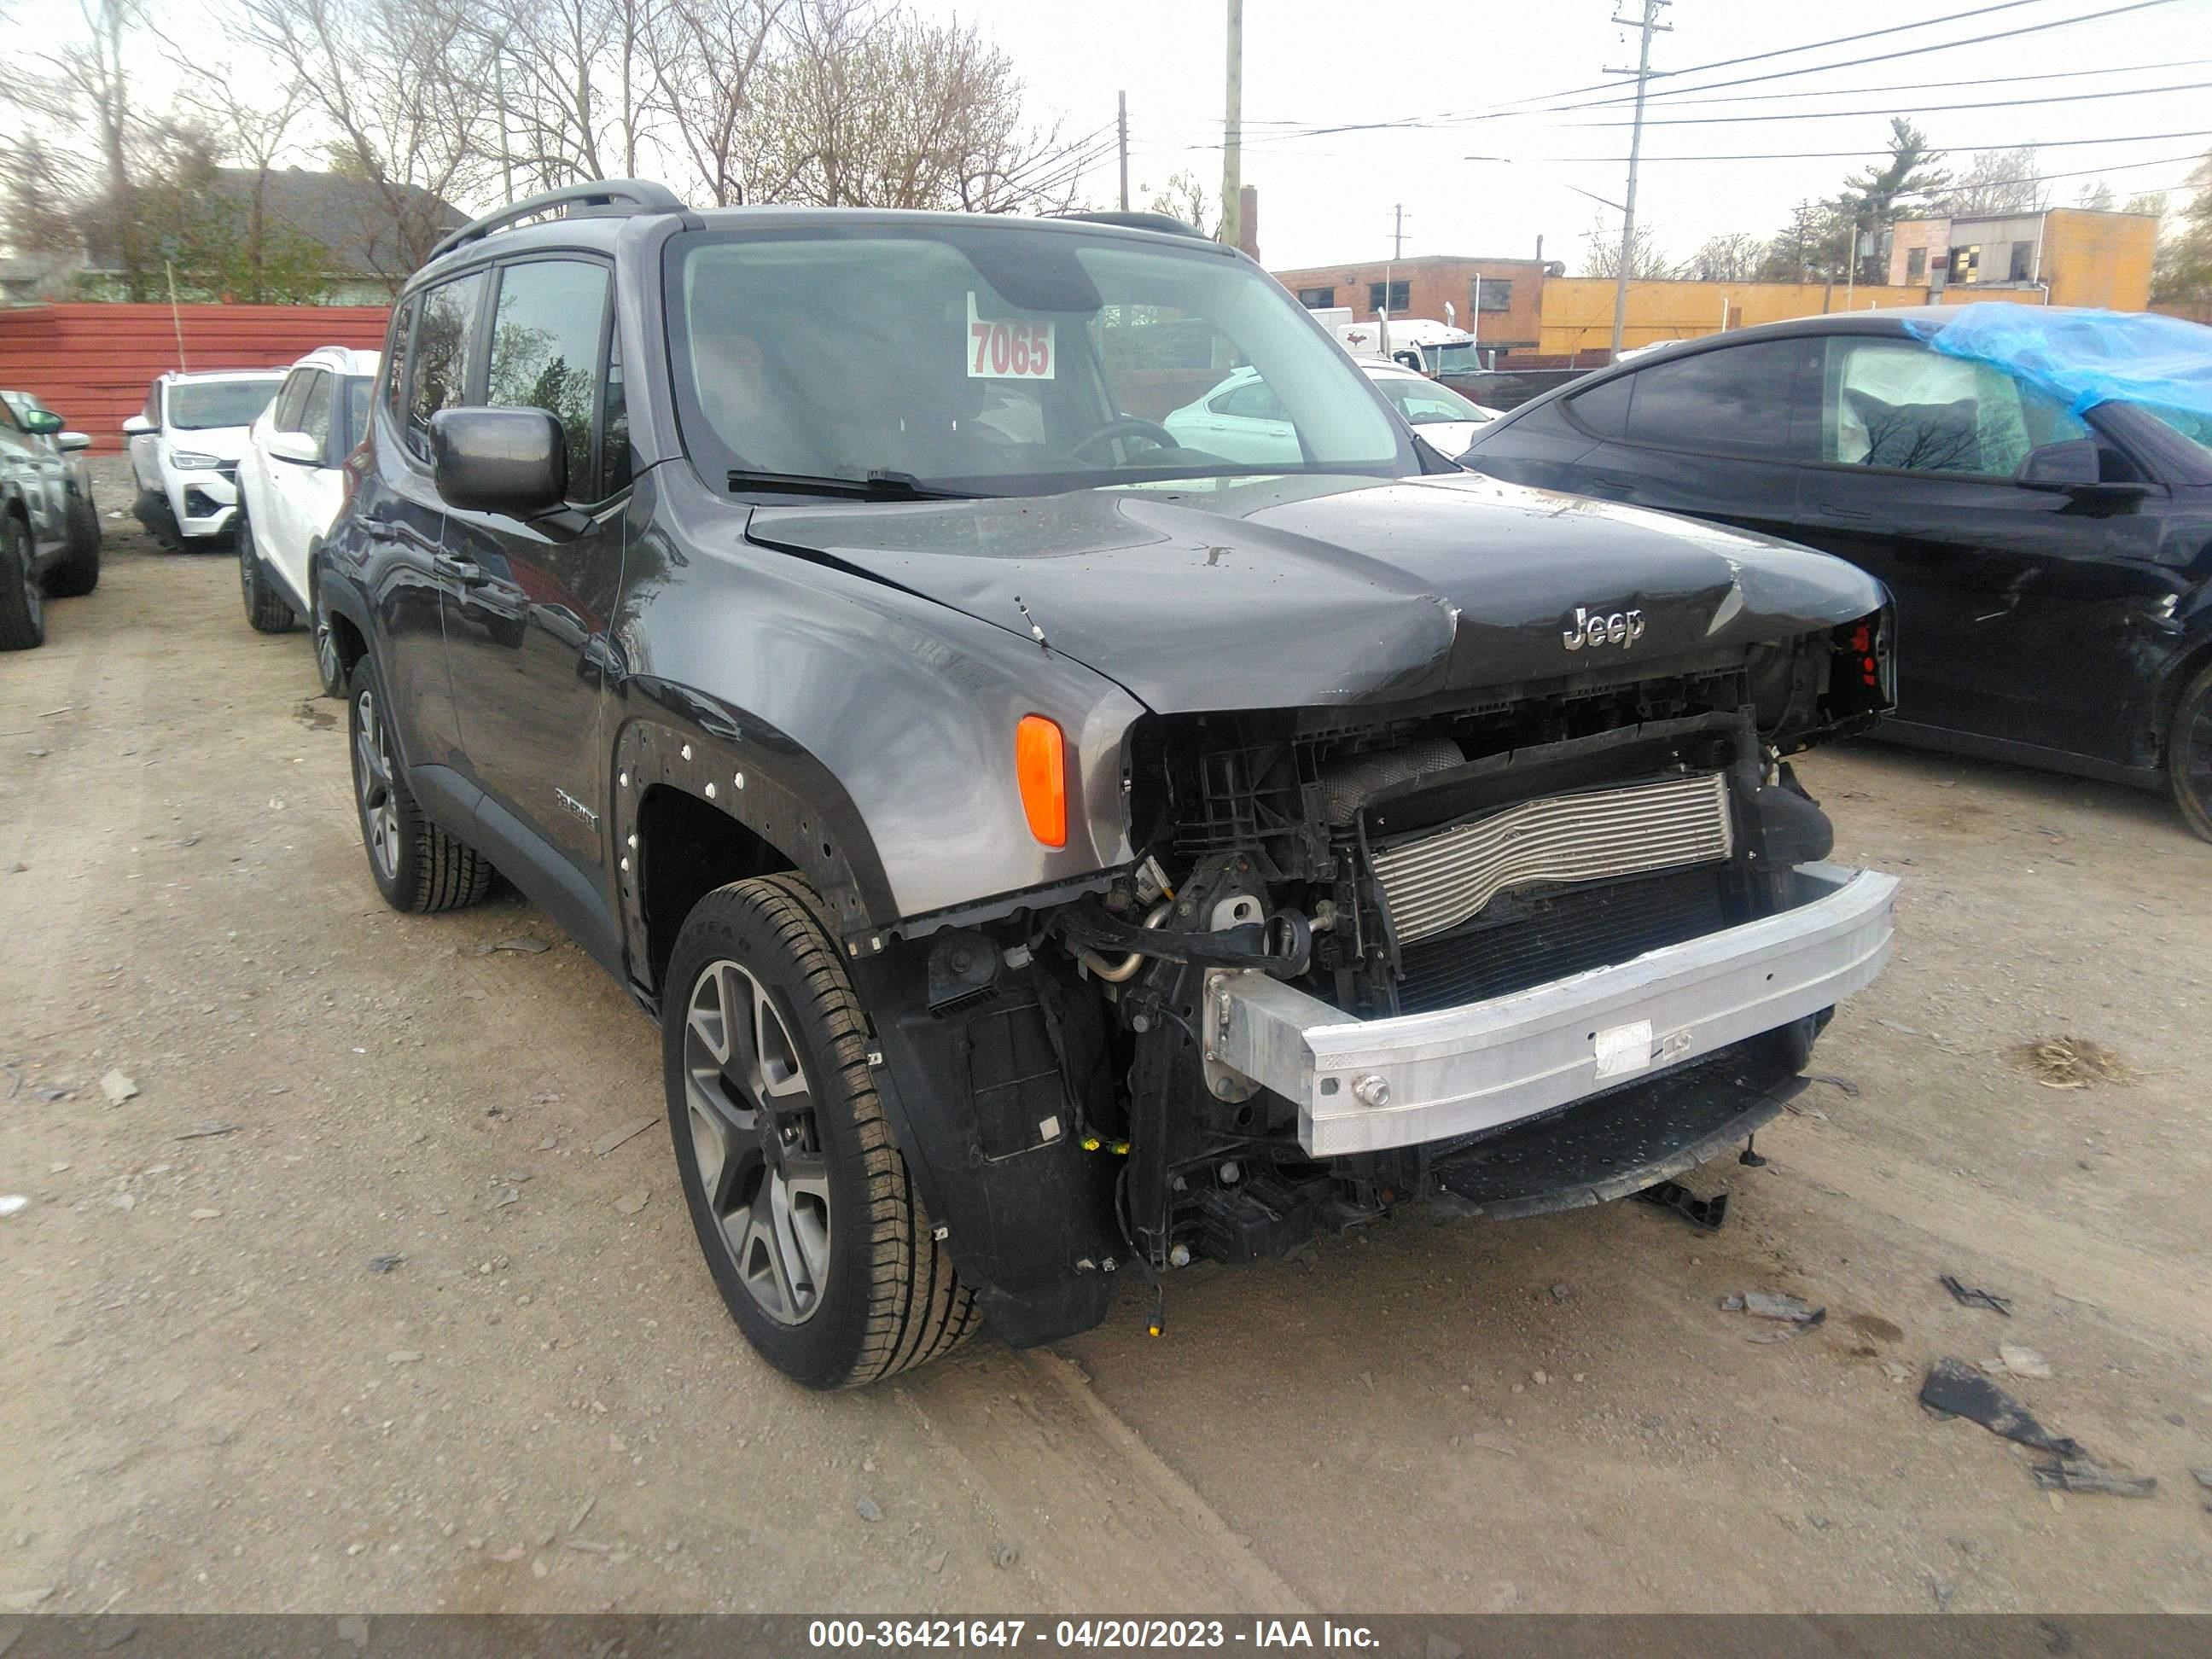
[1370,771,1736,946]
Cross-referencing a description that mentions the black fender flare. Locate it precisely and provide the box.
[613,679,1121,1345]
[610,676,899,963]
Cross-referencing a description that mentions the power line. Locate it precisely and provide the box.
[1520,0,2186,117]
[1571,76,2212,125]
[1220,0,2187,147]
[1534,126,2212,163]
[1613,55,2212,109]
[1481,0,2060,114]
[1891,148,2208,197]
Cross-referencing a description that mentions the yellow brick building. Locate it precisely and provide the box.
[1535,278,1929,361]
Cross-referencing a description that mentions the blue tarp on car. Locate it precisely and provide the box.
[1905,303,2212,421]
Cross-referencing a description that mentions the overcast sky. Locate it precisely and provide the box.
[958,0,2212,271]
[9,0,2204,270]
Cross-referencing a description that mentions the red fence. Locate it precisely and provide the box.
[0,302,392,451]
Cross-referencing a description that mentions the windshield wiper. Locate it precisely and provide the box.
[725,468,979,501]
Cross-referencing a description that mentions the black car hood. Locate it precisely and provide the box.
[744,472,1884,713]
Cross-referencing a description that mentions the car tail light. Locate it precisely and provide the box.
[1015,715,1067,848]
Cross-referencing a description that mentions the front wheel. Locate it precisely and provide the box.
[2169,661,2212,844]
[0,513,45,651]
[662,875,976,1388]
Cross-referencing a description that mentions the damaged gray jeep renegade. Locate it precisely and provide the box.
[316,181,1900,1387]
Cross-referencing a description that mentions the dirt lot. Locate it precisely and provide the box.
[4,458,2212,1616]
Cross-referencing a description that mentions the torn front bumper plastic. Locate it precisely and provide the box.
[1204,860,1897,1158]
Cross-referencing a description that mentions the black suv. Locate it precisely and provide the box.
[319,181,1901,1388]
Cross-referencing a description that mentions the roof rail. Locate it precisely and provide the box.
[1050,210,1208,240]
[427,178,686,265]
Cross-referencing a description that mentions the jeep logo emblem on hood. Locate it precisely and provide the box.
[1563,606,1645,652]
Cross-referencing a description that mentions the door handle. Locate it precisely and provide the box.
[434,553,492,587]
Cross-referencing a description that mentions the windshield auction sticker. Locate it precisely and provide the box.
[968,292,1055,380]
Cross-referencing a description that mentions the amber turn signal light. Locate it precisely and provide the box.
[1015,714,1067,848]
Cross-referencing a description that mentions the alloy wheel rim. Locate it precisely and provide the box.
[238,523,254,605]
[680,958,832,1325]
[352,686,400,880]
[20,538,40,631]
[315,618,340,688]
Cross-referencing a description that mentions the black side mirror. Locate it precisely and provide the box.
[2015,438,2101,489]
[429,407,566,515]
[2015,436,2157,504]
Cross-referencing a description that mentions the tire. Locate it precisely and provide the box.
[133,488,180,551]
[237,515,294,633]
[663,875,977,1388]
[0,512,45,651]
[44,490,100,598]
[346,655,493,912]
[2169,660,2212,845]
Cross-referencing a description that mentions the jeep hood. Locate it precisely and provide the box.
[743,472,1884,713]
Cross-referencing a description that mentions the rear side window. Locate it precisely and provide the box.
[406,271,487,461]
[602,336,631,498]
[344,378,374,451]
[300,371,335,451]
[1819,337,2087,477]
[1617,338,1820,458]
[382,296,418,427]
[486,258,612,499]
[272,369,314,434]
[1565,375,1632,438]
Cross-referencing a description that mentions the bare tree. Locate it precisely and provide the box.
[474,0,666,189]
[170,54,317,300]
[649,0,783,205]
[1579,216,1678,280]
[1933,146,2046,218]
[0,0,153,294]
[730,0,1097,212]
[2076,180,2116,212]
[233,0,499,285]
[1144,170,1218,237]
[1686,231,1765,282]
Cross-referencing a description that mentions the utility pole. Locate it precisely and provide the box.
[1604,0,1669,359]
[1220,0,1243,248]
[1118,90,1130,212]
[1392,203,1406,259]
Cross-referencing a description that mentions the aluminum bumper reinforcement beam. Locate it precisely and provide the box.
[1203,862,1898,1158]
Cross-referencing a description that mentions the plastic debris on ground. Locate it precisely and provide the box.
[1722,1290,1827,1342]
[2032,1457,2157,1499]
[1994,1343,2052,1380]
[1940,1274,2012,1316]
[1904,303,2212,422]
[1919,1357,2080,1455]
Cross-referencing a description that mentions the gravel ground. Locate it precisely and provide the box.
[3,456,2211,1615]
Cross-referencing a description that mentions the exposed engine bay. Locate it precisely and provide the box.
[905,613,1893,1296]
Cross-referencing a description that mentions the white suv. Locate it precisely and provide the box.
[124,370,286,549]
[234,347,381,691]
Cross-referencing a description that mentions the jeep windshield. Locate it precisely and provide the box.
[667,220,1417,497]
[167,378,282,431]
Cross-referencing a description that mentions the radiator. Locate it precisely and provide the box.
[1371,771,1735,946]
